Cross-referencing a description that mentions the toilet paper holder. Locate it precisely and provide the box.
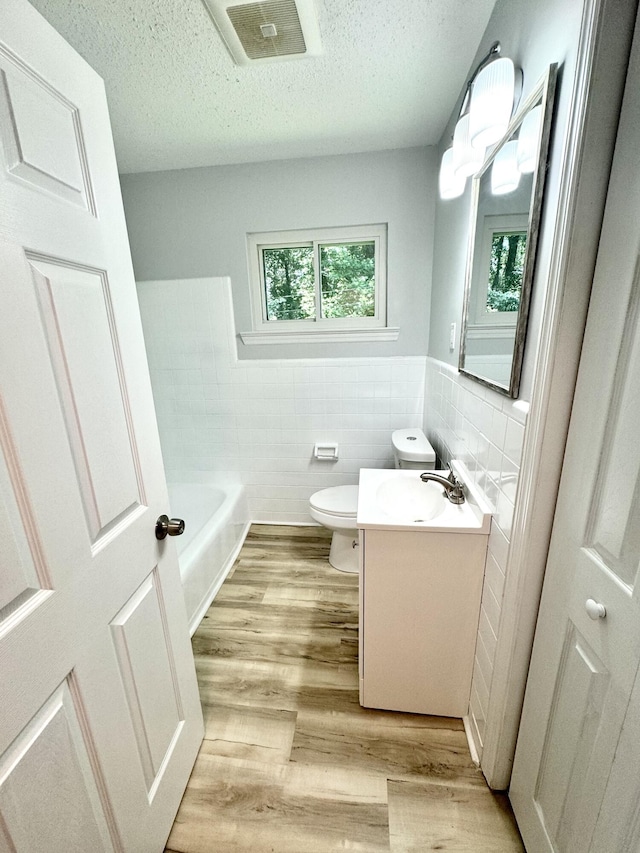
[314,442,339,461]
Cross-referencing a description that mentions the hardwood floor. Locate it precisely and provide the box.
[166,525,524,853]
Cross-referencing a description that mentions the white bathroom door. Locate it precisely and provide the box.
[509,8,640,851]
[0,2,203,851]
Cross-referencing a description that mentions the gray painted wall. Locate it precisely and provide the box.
[428,0,587,402]
[121,147,437,360]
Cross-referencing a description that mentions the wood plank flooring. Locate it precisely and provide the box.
[166,525,524,853]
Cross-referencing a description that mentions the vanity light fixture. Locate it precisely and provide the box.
[452,113,485,178]
[491,139,521,195]
[516,104,543,173]
[469,53,517,149]
[439,41,521,199]
[439,147,466,199]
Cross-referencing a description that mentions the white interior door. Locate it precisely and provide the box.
[509,8,640,851]
[0,2,203,850]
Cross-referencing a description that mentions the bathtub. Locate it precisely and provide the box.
[167,482,249,635]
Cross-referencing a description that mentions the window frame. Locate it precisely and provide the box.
[242,224,397,345]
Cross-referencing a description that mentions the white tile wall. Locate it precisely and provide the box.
[137,277,426,523]
[423,358,529,757]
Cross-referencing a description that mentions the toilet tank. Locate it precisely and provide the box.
[392,428,436,469]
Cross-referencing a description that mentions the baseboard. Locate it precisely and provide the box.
[463,714,481,767]
[249,519,322,527]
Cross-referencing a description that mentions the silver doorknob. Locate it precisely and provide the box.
[155,514,185,540]
[585,598,606,620]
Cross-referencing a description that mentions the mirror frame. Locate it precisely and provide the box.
[458,63,558,398]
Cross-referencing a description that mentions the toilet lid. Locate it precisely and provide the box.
[309,485,359,517]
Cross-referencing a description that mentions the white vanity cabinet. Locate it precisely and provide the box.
[358,527,489,717]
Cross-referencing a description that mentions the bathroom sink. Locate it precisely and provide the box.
[357,462,492,533]
[375,476,444,523]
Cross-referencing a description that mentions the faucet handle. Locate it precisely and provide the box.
[446,465,465,502]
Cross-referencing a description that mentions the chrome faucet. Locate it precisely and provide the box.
[420,467,466,504]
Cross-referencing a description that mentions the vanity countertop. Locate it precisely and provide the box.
[357,461,492,533]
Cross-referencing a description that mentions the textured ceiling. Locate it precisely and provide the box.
[29,0,496,174]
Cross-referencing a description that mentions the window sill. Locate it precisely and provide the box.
[239,327,400,345]
[466,325,516,340]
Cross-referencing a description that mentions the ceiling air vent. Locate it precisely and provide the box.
[202,0,322,65]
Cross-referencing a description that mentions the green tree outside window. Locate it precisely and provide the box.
[262,246,314,320]
[263,242,376,321]
[320,242,375,318]
[487,231,527,313]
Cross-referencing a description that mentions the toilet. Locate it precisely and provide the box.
[389,427,437,470]
[309,428,436,573]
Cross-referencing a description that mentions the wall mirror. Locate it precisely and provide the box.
[459,64,558,397]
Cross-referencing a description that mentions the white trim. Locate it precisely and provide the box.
[251,519,323,526]
[463,714,481,766]
[246,223,388,337]
[239,326,400,345]
[235,348,426,370]
[466,326,516,340]
[479,0,636,790]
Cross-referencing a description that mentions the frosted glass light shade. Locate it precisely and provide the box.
[491,140,520,195]
[469,57,516,150]
[439,148,466,199]
[452,114,485,178]
[516,105,543,173]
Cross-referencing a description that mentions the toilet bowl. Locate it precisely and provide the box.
[309,485,359,573]
[309,429,436,574]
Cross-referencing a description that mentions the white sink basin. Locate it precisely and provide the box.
[375,476,444,523]
[357,462,492,533]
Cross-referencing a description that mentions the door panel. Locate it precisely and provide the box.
[111,570,183,794]
[28,256,142,540]
[0,681,115,852]
[0,52,93,210]
[534,626,610,849]
[0,2,203,850]
[1,240,94,587]
[589,663,640,852]
[0,442,46,613]
[586,278,640,588]
[510,7,640,850]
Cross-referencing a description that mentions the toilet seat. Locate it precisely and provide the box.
[309,485,358,519]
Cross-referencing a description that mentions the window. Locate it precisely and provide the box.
[471,213,528,327]
[241,225,397,344]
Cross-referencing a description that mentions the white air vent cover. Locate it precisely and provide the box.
[203,0,322,65]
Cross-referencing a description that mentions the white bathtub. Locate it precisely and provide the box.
[167,482,249,635]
